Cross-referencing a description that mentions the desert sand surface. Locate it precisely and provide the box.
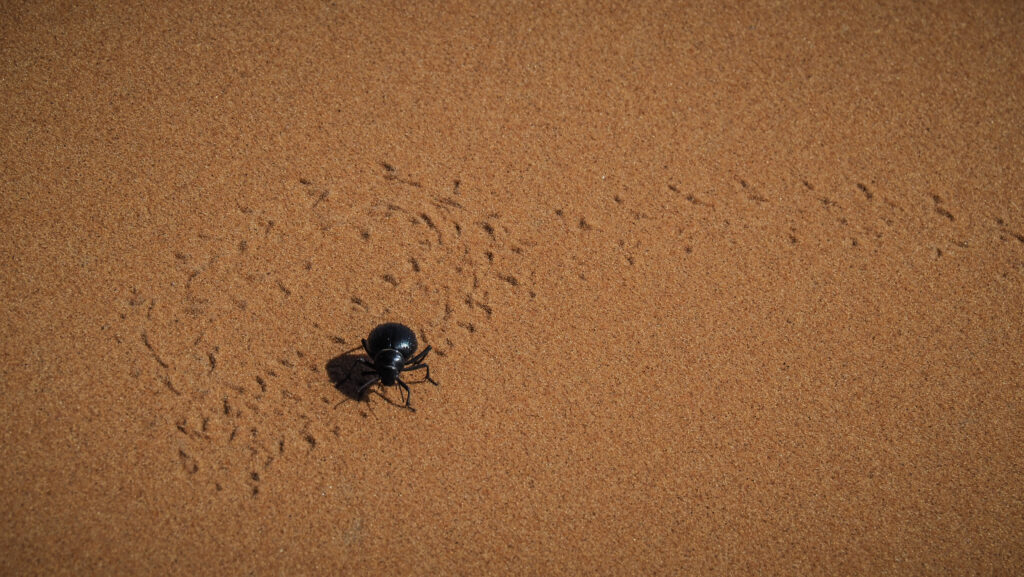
[2,1,1022,574]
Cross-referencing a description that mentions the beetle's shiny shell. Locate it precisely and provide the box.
[366,322,418,359]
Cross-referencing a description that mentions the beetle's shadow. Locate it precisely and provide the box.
[325,347,413,410]
[326,346,369,402]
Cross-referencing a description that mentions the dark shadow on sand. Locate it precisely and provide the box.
[325,348,368,402]
[326,348,420,411]
[325,345,438,412]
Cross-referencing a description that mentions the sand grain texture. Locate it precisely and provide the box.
[1,1,1022,575]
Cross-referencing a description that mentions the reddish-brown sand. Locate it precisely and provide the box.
[2,2,1022,574]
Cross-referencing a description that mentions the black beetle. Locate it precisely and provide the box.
[345,322,438,410]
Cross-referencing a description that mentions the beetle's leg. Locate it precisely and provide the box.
[356,374,380,399]
[396,378,415,411]
[402,363,437,386]
[406,345,432,366]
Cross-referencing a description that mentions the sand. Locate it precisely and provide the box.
[1,1,1022,574]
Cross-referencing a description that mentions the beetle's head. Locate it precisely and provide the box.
[374,349,403,385]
